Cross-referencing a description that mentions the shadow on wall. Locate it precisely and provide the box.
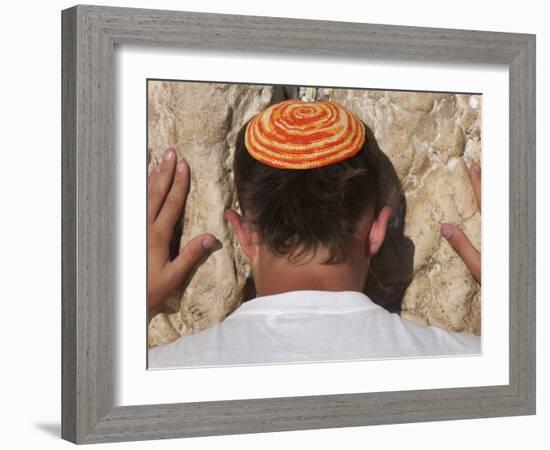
[363,126,415,313]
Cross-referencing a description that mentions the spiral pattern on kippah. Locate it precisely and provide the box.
[244,99,366,170]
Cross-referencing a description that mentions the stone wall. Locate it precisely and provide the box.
[147,81,481,349]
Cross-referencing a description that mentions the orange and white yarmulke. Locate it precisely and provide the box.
[244,99,366,170]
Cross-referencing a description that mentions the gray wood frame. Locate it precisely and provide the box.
[61,4,536,444]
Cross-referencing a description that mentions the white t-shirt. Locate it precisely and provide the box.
[148,289,481,369]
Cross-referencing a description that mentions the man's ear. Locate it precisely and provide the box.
[367,206,392,256]
[223,208,258,260]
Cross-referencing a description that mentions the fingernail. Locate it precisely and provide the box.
[164,149,174,161]
[472,163,481,173]
[440,224,453,239]
[176,160,186,173]
[202,237,219,249]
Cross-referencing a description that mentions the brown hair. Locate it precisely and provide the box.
[232,118,381,265]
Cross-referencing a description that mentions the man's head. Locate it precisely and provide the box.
[224,99,392,296]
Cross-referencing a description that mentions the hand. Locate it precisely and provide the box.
[440,163,481,284]
[147,148,221,310]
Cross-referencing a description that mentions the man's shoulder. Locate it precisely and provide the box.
[148,292,481,368]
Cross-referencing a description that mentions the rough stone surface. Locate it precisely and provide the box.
[147,82,481,349]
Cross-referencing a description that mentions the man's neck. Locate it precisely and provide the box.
[253,247,368,298]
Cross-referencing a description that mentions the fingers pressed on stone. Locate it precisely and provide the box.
[166,234,221,287]
[147,148,177,224]
[469,163,481,210]
[440,223,481,283]
[156,158,190,232]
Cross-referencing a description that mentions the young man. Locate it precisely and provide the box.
[148,99,481,368]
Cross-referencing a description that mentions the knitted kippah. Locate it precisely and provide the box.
[244,99,366,170]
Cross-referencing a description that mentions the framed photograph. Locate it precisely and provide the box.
[61,4,536,444]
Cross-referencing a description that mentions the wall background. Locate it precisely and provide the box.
[0,0,545,448]
[146,81,482,350]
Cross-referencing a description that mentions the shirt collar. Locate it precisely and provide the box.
[232,289,379,315]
